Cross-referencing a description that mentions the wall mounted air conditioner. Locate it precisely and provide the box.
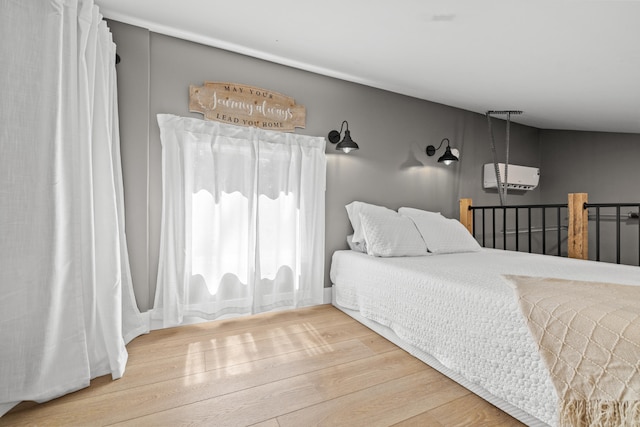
[483,163,540,191]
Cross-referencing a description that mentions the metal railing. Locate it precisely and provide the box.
[585,202,640,265]
[463,199,640,266]
[469,203,568,256]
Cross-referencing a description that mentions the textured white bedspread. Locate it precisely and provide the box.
[330,249,640,427]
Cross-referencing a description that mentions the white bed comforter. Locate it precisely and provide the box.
[330,249,640,427]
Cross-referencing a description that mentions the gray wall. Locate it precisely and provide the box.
[540,130,640,264]
[109,21,543,312]
[111,22,151,311]
[539,130,640,203]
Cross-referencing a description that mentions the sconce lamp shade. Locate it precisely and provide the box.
[438,146,458,165]
[336,130,359,153]
[426,138,458,165]
[328,121,359,153]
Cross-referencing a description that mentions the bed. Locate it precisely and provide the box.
[330,202,640,427]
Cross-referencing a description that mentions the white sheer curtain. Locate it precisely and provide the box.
[0,0,147,417]
[153,114,326,327]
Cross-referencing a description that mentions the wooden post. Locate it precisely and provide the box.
[459,198,473,235]
[568,193,588,259]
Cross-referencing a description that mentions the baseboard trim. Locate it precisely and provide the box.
[323,286,332,304]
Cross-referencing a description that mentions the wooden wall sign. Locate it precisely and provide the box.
[189,82,306,132]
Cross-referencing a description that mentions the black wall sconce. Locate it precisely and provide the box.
[426,138,458,165]
[328,120,359,153]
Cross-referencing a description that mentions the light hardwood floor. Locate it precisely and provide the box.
[2,305,525,426]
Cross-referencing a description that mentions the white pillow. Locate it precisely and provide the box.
[345,201,396,245]
[398,207,442,220]
[399,207,481,254]
[346,234,367,253]
[359,211,428,257]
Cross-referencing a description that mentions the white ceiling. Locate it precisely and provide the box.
[97,0,640,134]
